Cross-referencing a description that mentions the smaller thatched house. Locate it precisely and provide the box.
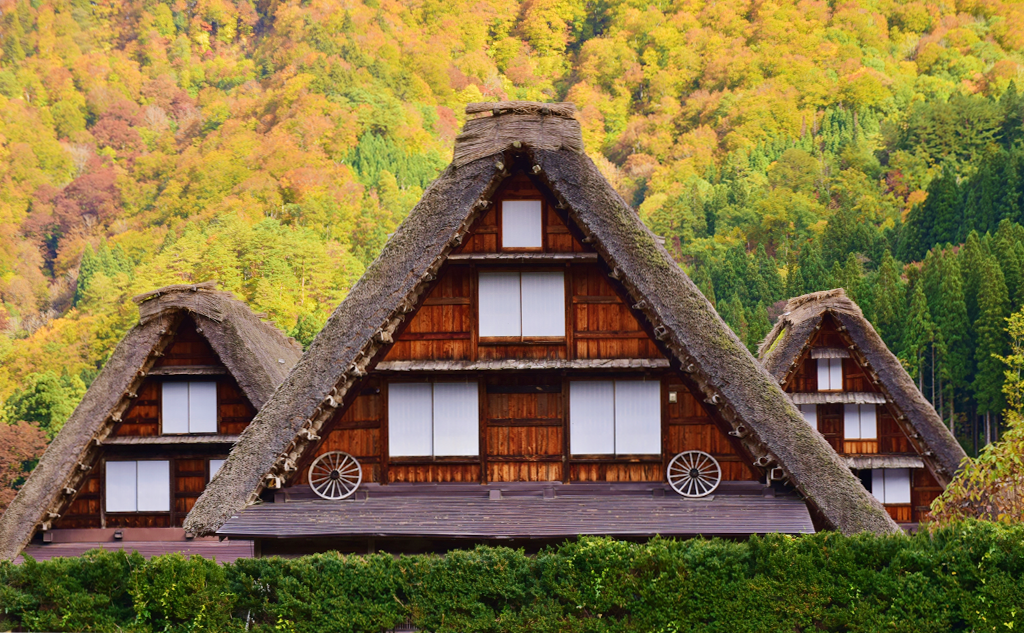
[0,282,302,562]
[183,102,899,557]
[759,289,967,525]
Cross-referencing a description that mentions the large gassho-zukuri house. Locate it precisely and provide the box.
[182,102,899,556]
[759,289,966,527]
[0,283,302,561]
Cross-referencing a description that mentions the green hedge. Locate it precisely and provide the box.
[1,522,1022,632]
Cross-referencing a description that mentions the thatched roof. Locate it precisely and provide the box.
[185,104,899,538]
[759,289,967,482]
[0,283,302,561]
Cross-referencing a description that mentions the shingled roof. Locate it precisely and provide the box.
[185,102,899,538]
[0,282,302,561]
[759,288,967,483]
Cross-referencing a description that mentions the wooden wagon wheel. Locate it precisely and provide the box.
[308,451,362,500]
[667,451,721,498]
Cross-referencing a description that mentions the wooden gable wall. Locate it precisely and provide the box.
[55,317,258,530]
[287,172,759,489]
[784,315,943,523]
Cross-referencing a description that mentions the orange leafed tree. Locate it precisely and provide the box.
[0,421,48,513]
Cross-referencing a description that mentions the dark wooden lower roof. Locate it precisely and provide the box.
[219,482,814,539]
[17,528,252,563]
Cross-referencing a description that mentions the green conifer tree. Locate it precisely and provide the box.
[693,267,716,308]
[873,250,906,354]
[754,244,783,306]
[746,301,772,355]
[936,254,971,432]
[797,242,828,294]
[720,293,748,345]
[902,283,935,390]
[973,256,1011,437]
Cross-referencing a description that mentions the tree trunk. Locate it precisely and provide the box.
[931,345,936,405]
[973,408,978,456]
[985,411,991,446]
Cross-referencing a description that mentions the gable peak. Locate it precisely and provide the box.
[455,101,585,167]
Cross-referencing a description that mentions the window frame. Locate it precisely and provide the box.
[500,199,544,250]
[387,380,481,459]
[843,404,878,440]
[477,269,567,342]
[569,378,662,457]
[161,380,219,435]
[817,358,844,391]
[869,468,912,505]
[104,459,171,514]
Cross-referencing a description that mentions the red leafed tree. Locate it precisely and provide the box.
[0,421,48,512]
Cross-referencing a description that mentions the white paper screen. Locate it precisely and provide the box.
[883,468,911,504]
[105,461,137,512]
[800,405,817,427]
[817,359,830,391]
[162,382,190,434]
[859,405,877,440]
[871,468,912,504]
[829,358,843,391]
[478,272,522,336]
[570,381,615,454]
[521,272,565,337]
[502,200,543,248]
[843,404,860,439]
[388,383,433,457]
[614,381,661,454]
[209,459,226,482]
[432,383,479,456]
[137,461,170,511]
[188,382,218,433]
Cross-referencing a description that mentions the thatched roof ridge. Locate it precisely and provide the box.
[185,104,899,538]
[759,288,967,481]
[0,284,301,561]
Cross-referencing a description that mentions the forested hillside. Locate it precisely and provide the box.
[3,0,1024,474]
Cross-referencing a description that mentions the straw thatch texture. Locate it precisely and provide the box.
[0,284,301,561]
[453,113,583,166]
[185,105,899,538]
[759,289,967,482]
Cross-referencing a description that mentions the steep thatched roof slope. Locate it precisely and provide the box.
[759,289,967,481]
[185,104,899,538]
[0,283,301,561]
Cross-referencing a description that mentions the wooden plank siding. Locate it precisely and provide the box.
[54,317,258,530]
[783,315,942,522]
[292,174,765,491]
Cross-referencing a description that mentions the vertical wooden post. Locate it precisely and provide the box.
[380,382,389,485]
[479,376,488,484]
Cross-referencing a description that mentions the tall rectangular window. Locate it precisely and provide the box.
[162,382,218,434]
[799,404,817,427]
[870,468,911,504]
[817,358,843,391]
[388,382,479,457]
[570,380,661,455]
[106,460,170,512]
[502,200,543,248]
[478,271,564,337]
[209,459,226,482]
[843,404,878,440]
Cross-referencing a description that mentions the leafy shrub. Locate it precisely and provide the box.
[0,523,1022,632]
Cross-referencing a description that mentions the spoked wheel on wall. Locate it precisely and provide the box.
[308,451,362,500]
[667,451,721,498]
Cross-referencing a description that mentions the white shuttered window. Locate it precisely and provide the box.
[569,381,615,454]
[614,381,661,454]
[799,404,818,427]
[162,382,218,434]
[388,382,479,457]
[870,468,911,504]
[817,358,843,391]
[105,461,170,512]
[843,404,878,439]
[570,380,661,455]
[478,271,564,337]
[209,459,226,482]
[502,200,543,248]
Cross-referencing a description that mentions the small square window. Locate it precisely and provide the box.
[817,358,843,391]
[870,468,911,504]
[388,382,479,457]
[569,380,661,455]
[162,382,218,434]
[209,459,226,482]
[843,404,877,440]
[799,404,817,427]
[502,200,543,248]
[478,271,564,337]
